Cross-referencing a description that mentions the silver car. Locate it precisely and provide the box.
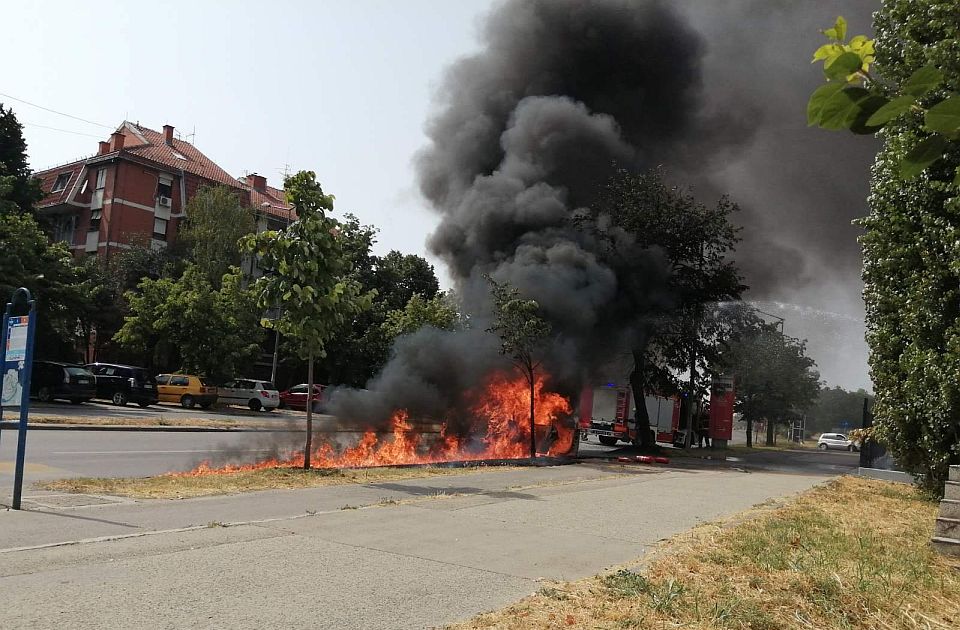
[218,379,280,412]
[817,432,858,451]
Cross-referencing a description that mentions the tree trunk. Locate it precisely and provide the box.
[765,416,775,446]
[684,343,697,450]
[529,371,537,459]
[746,412,753,448]
[629,350,653,448]
[304,352,314,470]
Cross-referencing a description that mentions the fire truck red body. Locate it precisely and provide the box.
[579,385,681,446]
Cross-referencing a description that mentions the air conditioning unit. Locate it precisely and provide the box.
[158,196,172,207]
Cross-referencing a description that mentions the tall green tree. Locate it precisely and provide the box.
[592,169,746,446]
[319,231,443,387]
[382,292,461,341]
[859,1,960,495]
[807,386,874,436]
[242,171,374,468]
[721,324,822,447]
[113,265,262,379]
[487,278,552,459]
[804,7,960,494]
[0,212,88,359]
[0,104,43,216]
[176,185,256,286]
[73,256,125,363]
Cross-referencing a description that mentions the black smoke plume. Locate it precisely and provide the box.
[331,0,877,431]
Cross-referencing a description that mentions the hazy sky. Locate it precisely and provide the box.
[3,0,491,283]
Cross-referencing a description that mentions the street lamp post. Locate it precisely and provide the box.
[754,308,785,333]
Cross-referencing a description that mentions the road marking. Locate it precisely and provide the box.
[50,449,279,455]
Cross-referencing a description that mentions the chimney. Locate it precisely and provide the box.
[248,173,267,192]
[110,132,125,152]
[163,124,174,146]
[98,141,111,155]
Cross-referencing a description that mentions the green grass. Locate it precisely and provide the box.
[452,476,960,630]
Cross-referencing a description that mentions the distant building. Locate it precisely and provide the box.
[33,122,293,258]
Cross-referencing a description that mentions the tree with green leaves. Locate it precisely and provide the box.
[242,171,375,469]
[807,386,874,436]
[176,185,256,286]
[382,292,461,341]
[73,256,125,363]
[807,4,960,495]
[591,169,747,447]
[319,230,443,387]
[0,211,90,359]
[113,265,262,379]
[721,324,821,447]
[0,104,43,217]
[486,278,552,459]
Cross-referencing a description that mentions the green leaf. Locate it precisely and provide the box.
[812,43,843,63]
[955,166,960,186]
[834,16,847,42]
[865,95,916,126]
[824,52,862,80]
[850,96,890,135]
[900,135,948,179]
[848,35,868,50]
[819,87,869,130]
[807,82,846,126]
[924,95,960,134]
[902,65,943,98]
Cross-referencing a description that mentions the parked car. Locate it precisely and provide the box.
[84,363,158,407]
[156,374,218,409]
[30,361,96,404]
[218,379,280,411]
[817,432,859,451]
[279,384,327,411]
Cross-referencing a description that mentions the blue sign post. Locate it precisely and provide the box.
[1,288,38,510]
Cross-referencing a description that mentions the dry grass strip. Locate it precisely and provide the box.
[452,476,960,630]
[35,464,520,499]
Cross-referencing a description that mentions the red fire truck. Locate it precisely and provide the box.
[579,385,681,447]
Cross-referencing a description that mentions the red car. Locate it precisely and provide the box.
[279,384,326,411]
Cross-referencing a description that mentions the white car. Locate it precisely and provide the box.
[817,432,858,451]
[218,379,280,411]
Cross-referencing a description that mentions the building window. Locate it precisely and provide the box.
[96,168,106,190]
[153,217,168,240]
[51,172,72,192]
[89,209,102,231]
[52,215,76,243]
[156,175,173,200]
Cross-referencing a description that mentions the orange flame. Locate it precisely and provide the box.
[175,372,574,476]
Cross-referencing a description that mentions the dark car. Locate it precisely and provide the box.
[30,361,97,404]
[84,363,159,407]
[278,383,326,411]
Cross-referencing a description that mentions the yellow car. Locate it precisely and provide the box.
[156,374,218,409]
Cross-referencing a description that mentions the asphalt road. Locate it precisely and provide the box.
[16,400,303,422]
[0,426,371,486]
[0,421,860,495]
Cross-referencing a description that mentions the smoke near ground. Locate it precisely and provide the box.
[332,0,876,430]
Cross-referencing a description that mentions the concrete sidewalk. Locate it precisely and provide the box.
[0,463,825,629]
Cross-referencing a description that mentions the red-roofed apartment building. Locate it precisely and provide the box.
[34,121,293,258]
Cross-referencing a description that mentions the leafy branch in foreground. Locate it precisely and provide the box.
[807,15,959,183]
